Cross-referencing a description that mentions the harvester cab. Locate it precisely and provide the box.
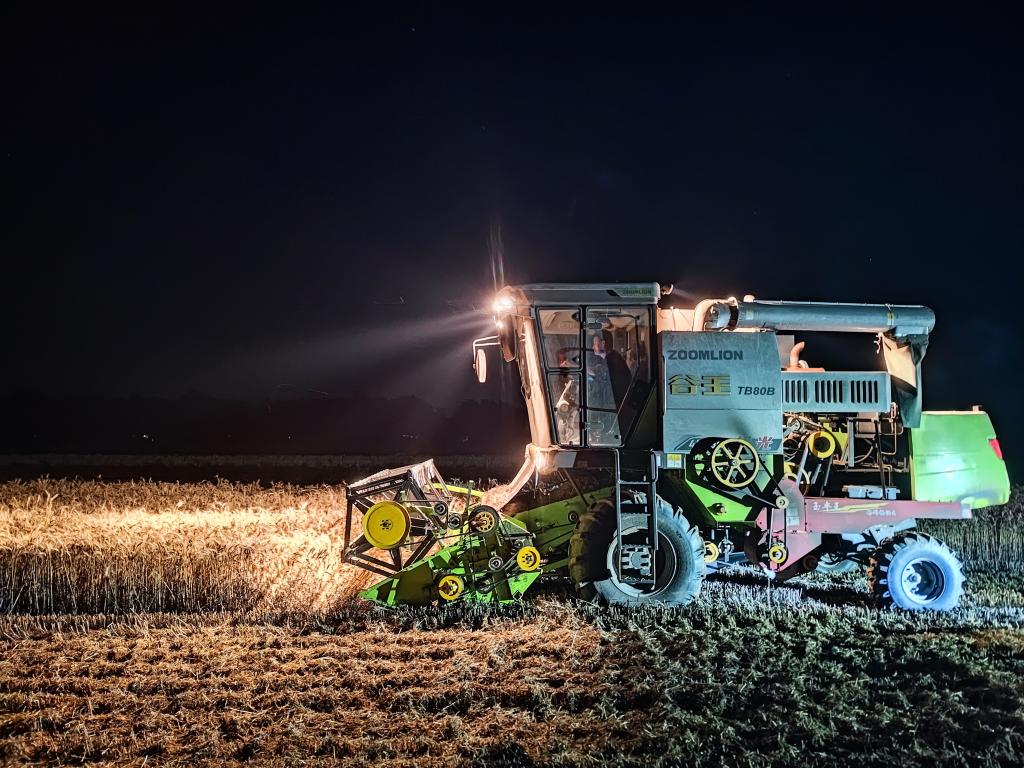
[346,283,1010,611]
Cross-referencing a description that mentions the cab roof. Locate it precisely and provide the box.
[496,282,661,308]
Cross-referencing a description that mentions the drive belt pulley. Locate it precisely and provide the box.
[693,437,789,513]
[708,438,761,488]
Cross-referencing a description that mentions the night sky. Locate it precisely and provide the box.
[6,6,1023,471]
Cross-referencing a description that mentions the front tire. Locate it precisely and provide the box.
[867,532,965,611]
[568,498,705,606]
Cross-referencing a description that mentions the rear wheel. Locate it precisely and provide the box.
[568,498,705,606]
[868,532,964,611]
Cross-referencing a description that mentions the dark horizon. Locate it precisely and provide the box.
[6,6,1023,471]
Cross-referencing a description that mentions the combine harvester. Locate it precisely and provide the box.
[343,284,1009,611]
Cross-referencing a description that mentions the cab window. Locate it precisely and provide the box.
[538,309,582,446]
[585,308,651,446]
[538,309,583,370]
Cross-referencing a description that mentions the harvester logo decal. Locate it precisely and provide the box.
[615,286,657,297]
[666,349,744,360]
[669,373,731,396]
[811,500,897,516]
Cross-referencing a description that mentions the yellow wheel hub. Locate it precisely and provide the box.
[437,574,464,601]
[362,500,411,550]
[767,543,789,564]
[515,546,541,572]
[703,540,720,564]
[710,439,761,489]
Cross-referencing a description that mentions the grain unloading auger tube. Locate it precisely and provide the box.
[343,283,1009,611]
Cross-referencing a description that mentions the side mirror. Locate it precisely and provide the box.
[474,347,488,384]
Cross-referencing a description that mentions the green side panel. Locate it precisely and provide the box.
[360,517,540,607]
[360,562,541,607]
[513,486,613,559]
[359,553,446,606]
[659,466,764,526]
[909,411,1010,509]
[685,479,753,524]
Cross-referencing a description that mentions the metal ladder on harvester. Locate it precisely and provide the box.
[612,449,660,587]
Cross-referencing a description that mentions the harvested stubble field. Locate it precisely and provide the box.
[1,480,1023,767]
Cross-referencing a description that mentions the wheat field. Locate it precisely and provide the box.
[1,479,1023,765]
[1,479,1021,618]
[0,479,376,616]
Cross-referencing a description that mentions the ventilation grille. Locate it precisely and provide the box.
[781,372,890,413]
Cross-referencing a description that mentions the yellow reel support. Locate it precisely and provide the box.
[515,546,541,572]
[431,482,485,499]
[437,574,465,601]
[362,500,411,550]
[703,540,720,564]
[710,439,761,489]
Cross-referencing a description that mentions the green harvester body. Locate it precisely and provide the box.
[346,283,1009,609]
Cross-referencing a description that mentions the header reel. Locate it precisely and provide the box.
[342,460,466,577]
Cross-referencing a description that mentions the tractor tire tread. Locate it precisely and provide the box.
[568,498,705,607]
[867,531,964,611]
